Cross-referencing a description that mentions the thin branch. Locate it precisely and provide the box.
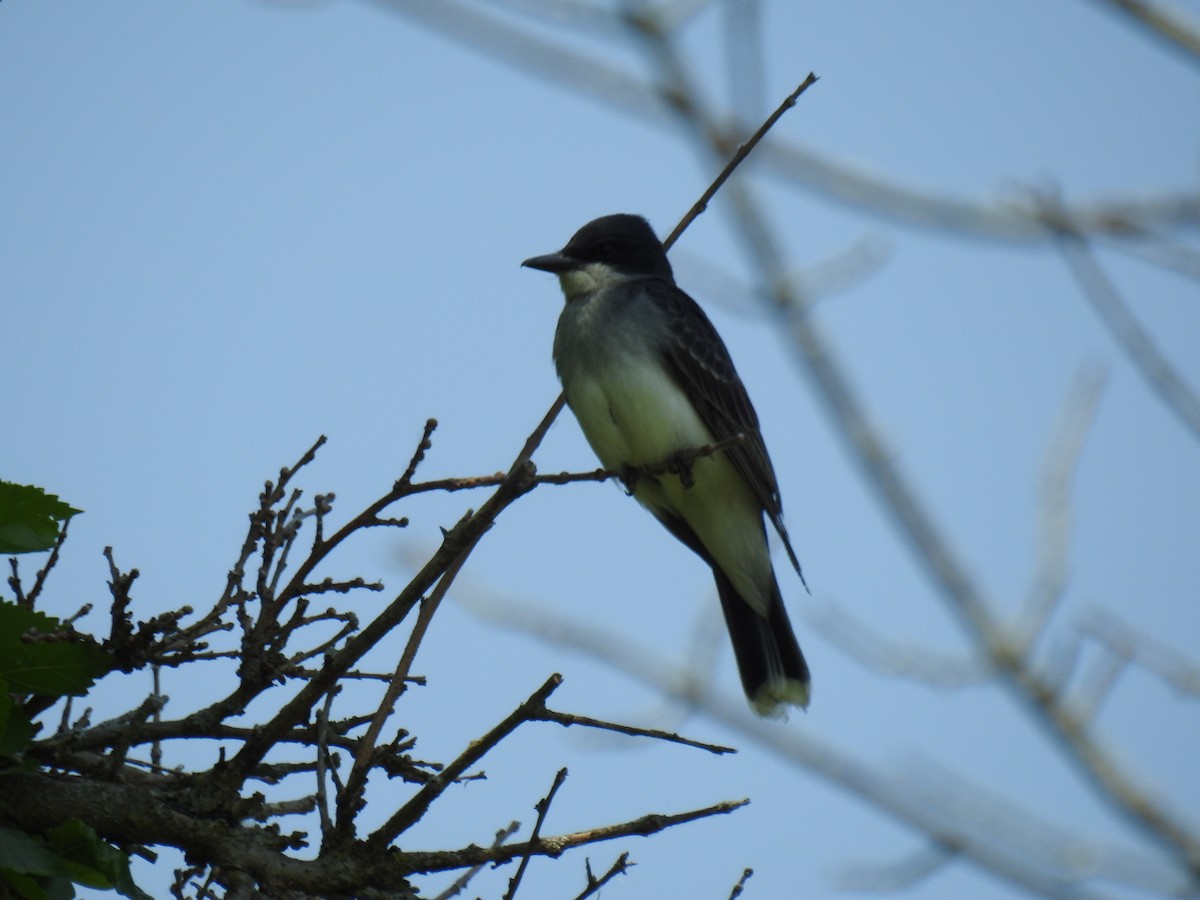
[402,798,750,874]
[1081,608,1200,700]
[457,588,1190,897]
[315,687,337,840]
[1044,201,1200,442]
[834,843,954,892]
[373,0,1200,242]
[1014,367,1108,651]
[1086,0,1200,65]
[726,867,754,900]
[369,675,565,847]
[1073,640,1133,725]
[504,767,568,900]
[221,404,552,790]
[662,74,819,251]
[337,547,473,838]
[399,418,439,487]
[535,705,736,754]
[573,852,633,900]
[25,516,72,608]
[431,821,522,900]
[806,599,989,688]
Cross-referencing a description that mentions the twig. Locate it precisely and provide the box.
[280,435,328,484]
[369,675,565,848]
[150,666,164,772]
[402,798,750,874]
[535,706,735,755]
[521,392,569,465]
[1043,199,1200,442]
[1081,608,1200,700]
[24,517,72,608]
[338,548,472,835]
[504,767,568,900]
[431,821,522,900]
[1086,0,1200,65]
[834,843,954,892]
[573,852,633,900]
[222,406,550,791]
[1073,641,1132,725]
[399,418,439,487]
[663,74,818,251]
[726,867,754,899]
[315,687,337,840]
[806,599,989,688]
[378,0,1199,243]
[1015,367,1107,651]
[456,589,1189,896]
[337,398,574,830]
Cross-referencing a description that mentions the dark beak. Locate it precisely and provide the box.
[521,252,577,274]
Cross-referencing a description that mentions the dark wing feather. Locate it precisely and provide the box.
[647,280,806,586]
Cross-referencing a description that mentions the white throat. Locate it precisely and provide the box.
[558,262,636,301]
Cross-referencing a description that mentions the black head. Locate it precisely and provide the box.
[522,214,674,281]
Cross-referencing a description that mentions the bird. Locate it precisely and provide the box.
[522,213,810,717]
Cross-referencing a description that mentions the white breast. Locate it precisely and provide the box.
[563,352,712,472]
[563,353,772,610]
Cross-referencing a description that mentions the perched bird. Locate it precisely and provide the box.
[523,213,810,716]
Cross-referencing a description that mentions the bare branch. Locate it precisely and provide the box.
[834,843,954,893]
[535,705,736,755]
[457,587,1196,895]
[663,74,819,251]
[807,599,989,688]
[222,405,554,791]
[431,821,522,900]
[726,866,754,899]
[369,675,565,847]
[23,516,72,608]
[402,797,750,874]
[504,767,568,900]
[572,852,633,900]
[1042,199,1200,441]
[337,546,473,839]
[1014,367,1108,651]
[1082,608,1200,700]
[1086,0,1200,65]
[372,0,1200,242]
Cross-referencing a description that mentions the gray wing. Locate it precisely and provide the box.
[647,279,806,586]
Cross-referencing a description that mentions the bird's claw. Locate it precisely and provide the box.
[667,450,696,489]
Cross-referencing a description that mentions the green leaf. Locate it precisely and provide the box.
[0,603,111,697]
[0,687,37,757]
[0,867,53,900]
[0,827,70,879]
[0,483,82,555]
[43,822,150,900]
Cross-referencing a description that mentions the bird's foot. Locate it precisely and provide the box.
[666,450,696,489]
[619,464,641,496]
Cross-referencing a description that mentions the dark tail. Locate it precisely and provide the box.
[713,568,810,716]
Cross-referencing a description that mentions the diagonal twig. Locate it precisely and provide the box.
[662,74,819,251]
[573,852,633,900]
[504,767,568,899]
[1043,201,1200,442]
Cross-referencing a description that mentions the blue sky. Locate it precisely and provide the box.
[4,2,1199,898]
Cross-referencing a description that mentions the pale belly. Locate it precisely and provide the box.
[563,355,773,613]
